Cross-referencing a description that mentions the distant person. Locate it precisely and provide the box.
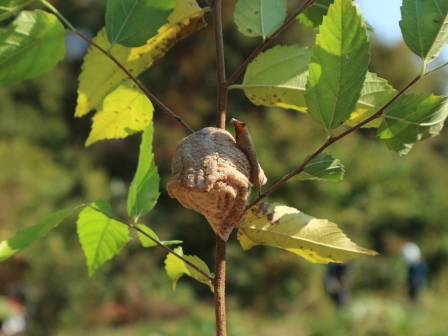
[324,262,350,307]
[401,242,428,301]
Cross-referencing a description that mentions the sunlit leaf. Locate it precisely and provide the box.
[137,225,182,248]
[298,0,374,32]
[85,80,154,146]
[229,45,312,111]
[289,153,344,183]
[0,205,81,262]
[400,0,448,67]
[231,47,393,129]
[0,0,34,21]
[234,0,286,38]
[164,246,213,291]
[238,203,377,263]
[105,0,175,48]
[0,9,66,89]
[127,123,160,221]
[76,0,208,117]
[305,0,370,130]
[77,200,131,276]
[346,72,397,128]
[377,94,448,155]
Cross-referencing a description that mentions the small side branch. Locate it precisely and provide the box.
[247,74,422,209]
[89,206,213,282]
[226,0,317,86]
[74,32,194,134]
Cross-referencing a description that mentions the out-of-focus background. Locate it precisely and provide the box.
[1,0,448,335]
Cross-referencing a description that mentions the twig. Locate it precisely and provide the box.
[88,205,213,282]
[247,74,422,209]
[214,235,227,336]
[212,0,228,129]
[41,0,194,134]
[226,0,317,86]
[73,32,194,134]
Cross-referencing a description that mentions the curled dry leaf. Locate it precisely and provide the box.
[167,127,252,241]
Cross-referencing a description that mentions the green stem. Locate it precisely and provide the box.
[424,61,448,77]
[40,0,76,32]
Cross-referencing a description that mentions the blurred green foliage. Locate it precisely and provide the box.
[1,0,448,335]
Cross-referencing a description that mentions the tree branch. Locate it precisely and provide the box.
[212,0,228,129]
[74,32,194,134]
[88,205,213,282]
[247,74,422,209]
[226,0,317,86]
[214,234,227,336]
[211,1,228,334]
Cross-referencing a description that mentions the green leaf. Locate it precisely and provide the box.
[346,72,397,128]
[289,153,345,183]
[231,48,393,129]
[76,0,207,117]
[305,0,370,130]
[238,203,378,264]
[298,0,374,32]
[0,0,34,21]
[106,0,176,48]
[85,80,154,146]
[127,123,159,221]
[229,45,312,111]
[377,94,448,155]
[77,200,131,276]
[0,205,81,262]
[234,0,287,38]
[137,224,182,247]
[164,247,213,292]
[297,0,334,29]
[400,0,448,67]
[0,9,66,89]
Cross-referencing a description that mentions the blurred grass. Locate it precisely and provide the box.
[55,284,448,336]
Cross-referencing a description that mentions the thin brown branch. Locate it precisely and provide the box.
[88,205,213,282]
[212,0,228,129]
[74,31,194,134]
[214,234,227,336]
[226,0,317,86]
[247,74,422,209]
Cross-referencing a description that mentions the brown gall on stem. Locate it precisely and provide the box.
[166,127,252,241]
[229,118,267,192]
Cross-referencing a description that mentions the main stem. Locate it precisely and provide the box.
[214,235,227,336]
[212,0,228,334]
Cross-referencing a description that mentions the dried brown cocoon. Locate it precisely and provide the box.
[167,127,252,241]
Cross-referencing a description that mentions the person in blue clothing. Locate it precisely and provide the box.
[401,242,428,301]
[324,262,351,307]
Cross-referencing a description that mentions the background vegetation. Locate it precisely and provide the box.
[1,0,447,335]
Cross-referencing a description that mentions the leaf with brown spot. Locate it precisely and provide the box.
[237,202,377,263]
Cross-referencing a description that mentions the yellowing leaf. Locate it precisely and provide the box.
[85,81,153,146]
[164,247,213,292]
[238,203,377,263]
[76,0,208,117]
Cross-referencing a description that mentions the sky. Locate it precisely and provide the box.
[357,0,448,62]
